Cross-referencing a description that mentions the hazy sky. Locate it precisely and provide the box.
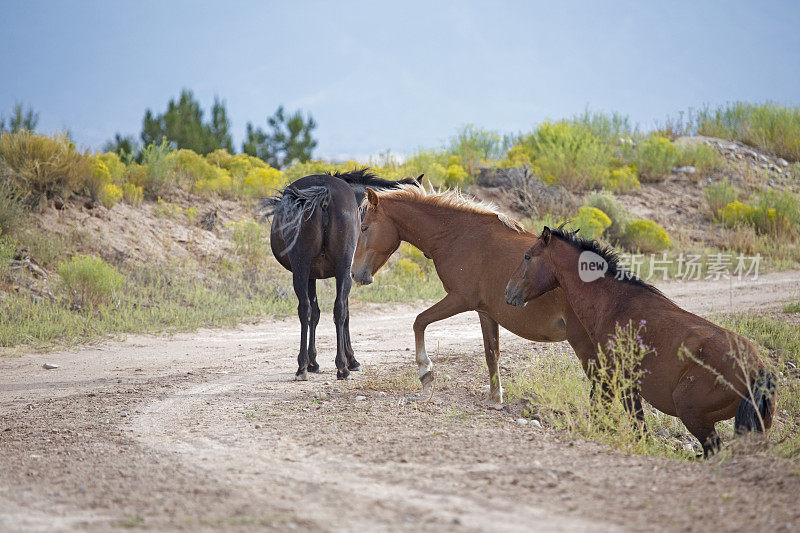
[2,1,798,159]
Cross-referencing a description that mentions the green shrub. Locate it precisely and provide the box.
[622,219,671,252]
[572,205,611,240]
[520,121,612,189]
[139,138,175,196]
[705,180,738,217]
[448,124,502,175]
[152,197,184,219]
[0,131,90,200]
[677,143,724,176]
[573,110,635,144]
[633,135,678,182]
[585,191,632,243]
[57,255,124,308]
[694,102,800,162]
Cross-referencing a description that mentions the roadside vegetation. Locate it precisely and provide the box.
[0,100,798,350]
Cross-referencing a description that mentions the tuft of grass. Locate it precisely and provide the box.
[0,179,29,235]
[694,102,800,162]
[231,218,270,274]
[784,297,800,314]
[705,180,738,218]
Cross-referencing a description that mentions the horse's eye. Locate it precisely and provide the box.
[524,253,531,261]
[361,226,368,233]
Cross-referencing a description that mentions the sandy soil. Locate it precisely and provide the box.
[2,271,800,532]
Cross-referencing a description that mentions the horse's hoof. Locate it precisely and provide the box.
[348,362,362,372]
[294,370,309,381]
[420,370,435,388]
[307,363,321,373]
[337,369,351,380]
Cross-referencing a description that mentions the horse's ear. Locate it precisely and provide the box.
[416,173,424,184]
[366,187,380,208]
[541,226,552,246]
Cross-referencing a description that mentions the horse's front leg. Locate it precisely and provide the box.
[413,293,469,394]
[478,312,502,403]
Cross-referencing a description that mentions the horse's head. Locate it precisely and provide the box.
[351,187,401,285]
[505,226,559,307]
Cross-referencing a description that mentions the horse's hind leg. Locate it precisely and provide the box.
[306,279,321,373]
[623,390,647,434]
[344,310,361,371]
[292,267,311,381]
[478,312,502,403]
[673,372,722,456]
[333,270,352,380]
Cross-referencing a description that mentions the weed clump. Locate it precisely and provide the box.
[57,255,124,308]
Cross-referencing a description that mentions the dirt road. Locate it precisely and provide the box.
[1,271,799,531]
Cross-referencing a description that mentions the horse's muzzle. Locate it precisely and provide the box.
[505,283,526,308]
[351,267,374,286]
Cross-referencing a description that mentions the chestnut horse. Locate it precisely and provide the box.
[351,185,596,402]
[505,226,777,455]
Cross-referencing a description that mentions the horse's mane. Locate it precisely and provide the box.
[325,168,418,188]
[549,227,665,297]
[368,184,526,233]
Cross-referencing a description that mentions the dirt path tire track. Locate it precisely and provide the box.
[1,270,800,531]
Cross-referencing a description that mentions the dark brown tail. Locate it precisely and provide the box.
[734,369,776,433]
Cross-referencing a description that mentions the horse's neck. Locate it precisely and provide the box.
[387,200,464,259]
[549,244,625,340]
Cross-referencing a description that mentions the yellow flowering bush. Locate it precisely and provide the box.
[719,200,754,228]
[84,155,112,199]
[99,183,123,209]
[498,145,533,168]
[603,164,640,192]
[242,167,286,196]
[97,152,127,183]
[572,206,612,240]
[622,219,671,252]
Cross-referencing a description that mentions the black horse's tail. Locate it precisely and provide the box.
[734,369,777,433]
[262,185,331,255]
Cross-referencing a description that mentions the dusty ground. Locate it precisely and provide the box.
[2,271,800,532]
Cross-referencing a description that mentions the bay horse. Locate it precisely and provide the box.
[351,185,597,402]
[265,169,418,380]
[505,226,777,455]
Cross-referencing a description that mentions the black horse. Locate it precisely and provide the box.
[264,169,419,380]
